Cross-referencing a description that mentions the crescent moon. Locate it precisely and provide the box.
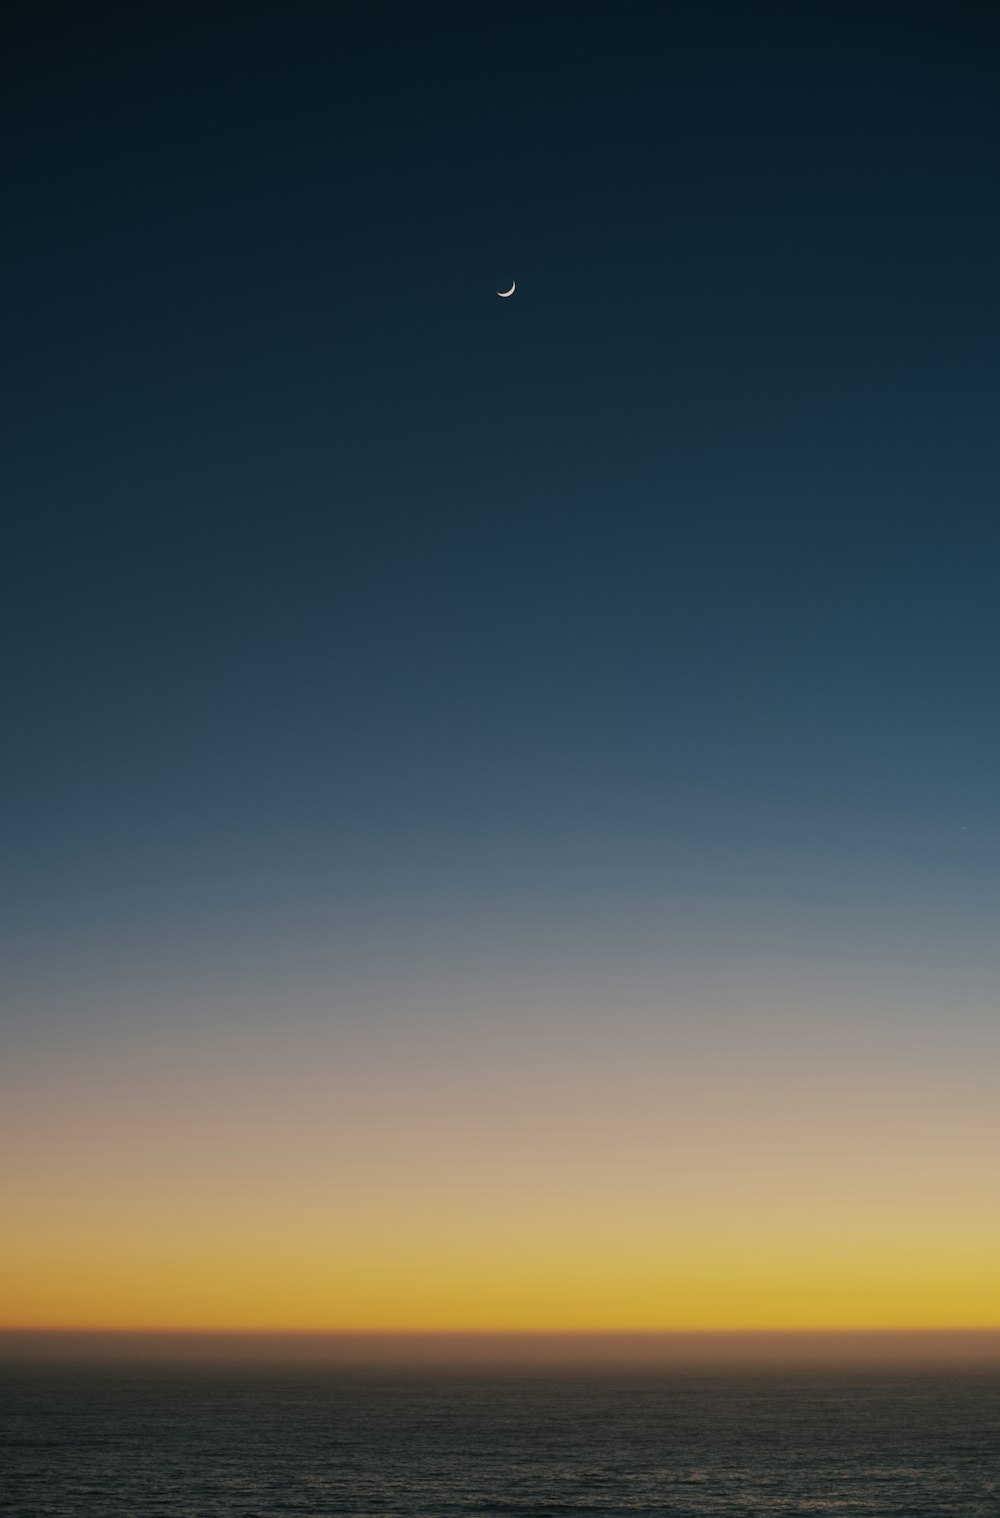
[497,281,516,297]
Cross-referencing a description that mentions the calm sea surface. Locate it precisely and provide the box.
[2,1366,998,1516]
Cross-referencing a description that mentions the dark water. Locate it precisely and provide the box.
[2,1366,998,1516]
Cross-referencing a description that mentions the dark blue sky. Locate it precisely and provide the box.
[4,2,1000,1040]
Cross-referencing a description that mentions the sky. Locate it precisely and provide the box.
[3,2,1000,1340]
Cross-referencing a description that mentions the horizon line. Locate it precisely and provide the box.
[4,1328,1000,1367]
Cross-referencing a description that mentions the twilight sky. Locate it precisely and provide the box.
[3,2,1000,1334]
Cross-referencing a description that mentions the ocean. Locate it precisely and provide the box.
[2,1365,998,1516]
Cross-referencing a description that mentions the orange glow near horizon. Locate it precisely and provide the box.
[4,1249,999,1335]
[4,1010,998,1334]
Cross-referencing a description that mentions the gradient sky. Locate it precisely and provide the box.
[3,2,1000,1334]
